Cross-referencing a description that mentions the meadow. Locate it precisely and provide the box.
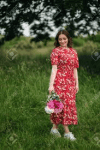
[0,33,100,150]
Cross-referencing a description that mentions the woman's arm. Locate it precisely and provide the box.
[74,68,78,85]
[49,65,57,87]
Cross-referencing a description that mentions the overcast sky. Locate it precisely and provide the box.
[0,2,98,38]
[21,5,98,38]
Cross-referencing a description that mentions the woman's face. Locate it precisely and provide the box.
[58,34,68,48]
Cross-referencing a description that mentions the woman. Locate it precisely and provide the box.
[48,29,79,141]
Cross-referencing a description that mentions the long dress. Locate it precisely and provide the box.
[50,46,79,125]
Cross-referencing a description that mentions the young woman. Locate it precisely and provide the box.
[48,29,79,141]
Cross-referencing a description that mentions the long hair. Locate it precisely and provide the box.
[54,30,73,48]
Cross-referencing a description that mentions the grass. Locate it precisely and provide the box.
[0,33,100,150]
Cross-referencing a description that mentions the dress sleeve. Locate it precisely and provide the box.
[50,48,58,65]
[74,50,79,68]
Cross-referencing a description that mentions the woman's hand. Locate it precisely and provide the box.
[48,85,55,95]
[75,84,79,93]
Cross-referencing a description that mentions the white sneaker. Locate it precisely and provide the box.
[50,128,61,137]
[64,132,76,141]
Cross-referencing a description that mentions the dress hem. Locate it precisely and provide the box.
[50,120,78,126]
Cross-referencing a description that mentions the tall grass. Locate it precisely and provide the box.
[0,33,100,150]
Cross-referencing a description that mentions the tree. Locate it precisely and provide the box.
[0,0,100,45]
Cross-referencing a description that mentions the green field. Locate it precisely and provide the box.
[0,33,100,150]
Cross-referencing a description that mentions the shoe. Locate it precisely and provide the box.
[64,132,76,141]
[50,128,61,137]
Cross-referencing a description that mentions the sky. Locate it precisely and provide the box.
[21,22,98,38]
[0,21,98,38]
[19,5,98,38]
[0,2,98,38]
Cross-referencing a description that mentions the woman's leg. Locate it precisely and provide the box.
[63,125,70,133]
[52,124,58,129]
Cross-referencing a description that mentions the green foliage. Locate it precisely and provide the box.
[0,0,100,43]
[16,41,33,50]
[89,34,100,43]
[73,37,85,47]
[0,34,100,149]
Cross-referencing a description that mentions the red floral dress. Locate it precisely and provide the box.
[50,46,79,125]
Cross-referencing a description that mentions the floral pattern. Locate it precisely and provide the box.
[50,46,79,125]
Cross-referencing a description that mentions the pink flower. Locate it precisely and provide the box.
[47,99,64,114]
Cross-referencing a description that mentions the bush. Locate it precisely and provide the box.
[16,41,33,50]
[86,34,100,43]
[73,38,85,47]
[81,40,97,55]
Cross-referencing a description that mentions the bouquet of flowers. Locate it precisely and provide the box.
[45,91,64,114]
